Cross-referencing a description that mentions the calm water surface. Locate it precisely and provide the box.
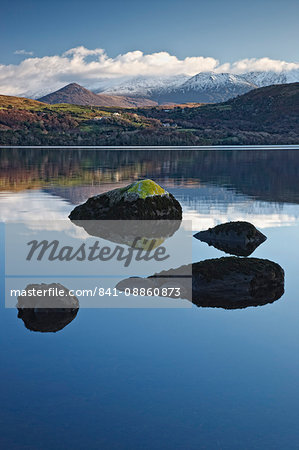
[1,147,299,449]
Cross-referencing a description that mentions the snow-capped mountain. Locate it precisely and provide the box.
[174,72,257,103]
[285,69,299,84]
[99,69,299,104]
[101,72,258,103]
[180,72,254,90]
[31,69,299,105]
[102,74,189,97]
[242,69,299,87]
[242,71,288,87]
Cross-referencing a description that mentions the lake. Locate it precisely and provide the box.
[1,147,299,449]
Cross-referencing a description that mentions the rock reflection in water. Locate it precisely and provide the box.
[116,257,284,309]
[17,283,79,333]
[70,219,181,249]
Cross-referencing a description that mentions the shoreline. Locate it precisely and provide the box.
[1,144,299,150]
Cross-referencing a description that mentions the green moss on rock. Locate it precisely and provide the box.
[69,179,182,220]
[122,179,168,199]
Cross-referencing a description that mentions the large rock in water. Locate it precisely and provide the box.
[194,221,267,256]
[116,257,284,309]
[69,179,182,220]
[17,283,79,333]
[191,257,284,308]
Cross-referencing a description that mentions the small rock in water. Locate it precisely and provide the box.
[116,257,284,310]
[194,221,267,256]
[69,179,182,220]
[17,283,79,333]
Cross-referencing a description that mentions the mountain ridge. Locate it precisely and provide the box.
[37,69,299,106]
[0,82,298,146]
[101,69,299,103]
[38,83,158,107]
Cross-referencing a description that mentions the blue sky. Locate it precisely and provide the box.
[1,0,299,64]
[1,0,299,97]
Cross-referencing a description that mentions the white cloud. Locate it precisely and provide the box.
[226,57,299,74]
[1,47,298,97]
[14,49,34,56]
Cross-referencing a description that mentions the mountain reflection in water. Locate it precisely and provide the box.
[1,148,299,203]
[1,148,299,231]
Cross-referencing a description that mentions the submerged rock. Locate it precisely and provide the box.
[116,257,284,309]
[69,179,182,221]
[17,283,79,333]
[194,221,267,256]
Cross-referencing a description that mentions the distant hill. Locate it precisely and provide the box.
[227,82,299,115]
[38,83,157,107]
[0,95,46,110]
[137,82,299,144]
[0,83,298,146]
